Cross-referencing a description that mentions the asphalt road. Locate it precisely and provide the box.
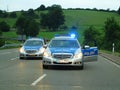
[0,48,120,90]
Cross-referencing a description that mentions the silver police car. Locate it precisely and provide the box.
[19,38,45,59]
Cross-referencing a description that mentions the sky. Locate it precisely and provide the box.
[0,0,120,12]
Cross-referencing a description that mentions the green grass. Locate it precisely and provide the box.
[99,50,120,57]
[3,31,17,38]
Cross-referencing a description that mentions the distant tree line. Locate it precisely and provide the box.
[0,10,17,18]
[67,8,117,13]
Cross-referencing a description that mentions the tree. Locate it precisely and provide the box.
[21,9,38,18]
[0,29,2,35]
[16,15,40,37]
[104,17,120,51]
[0,21,10,32]
[16,15,26,35]
[83,26,102,47]
[25,19,39,37]
[117,7,120,15]
[9,12,17,18]
[0,10,8,18]
[36,4,46,11]
[40,5,65,31]
[40,13,48,28]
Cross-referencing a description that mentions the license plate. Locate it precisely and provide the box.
[28,54,35,56]
[59,60,68,63]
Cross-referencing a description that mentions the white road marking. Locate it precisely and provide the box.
[104,58,120,69]
[31,74,47,86]
[10,57,19,61]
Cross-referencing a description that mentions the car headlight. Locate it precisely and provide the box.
[20,47,25,53]
[43,49,51,57]
[74,53,83,58]
[39,47,45,53]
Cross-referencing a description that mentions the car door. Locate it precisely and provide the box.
[82,46,98,62]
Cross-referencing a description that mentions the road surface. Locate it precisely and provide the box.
[0,48,120,90]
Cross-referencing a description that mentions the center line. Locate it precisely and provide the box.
[31,74,47,86]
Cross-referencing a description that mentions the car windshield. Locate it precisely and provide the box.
[49,40,80,48]
[24,40,43,46]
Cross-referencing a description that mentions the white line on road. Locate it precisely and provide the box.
[10,57,19,61]
[31,74,47,86]
[104,58,120,69]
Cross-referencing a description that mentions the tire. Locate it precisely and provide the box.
[80,65,84,70]
[19,57,24,59]
[43,65,49,69]
[76,63,84,70]
[80,62,84,70]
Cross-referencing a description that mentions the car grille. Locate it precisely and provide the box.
[53,62,72,64]
[53,53,73,59]
[25,50,37,53]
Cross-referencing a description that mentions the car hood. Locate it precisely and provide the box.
[23,46,42,50]
[49,47,78,54]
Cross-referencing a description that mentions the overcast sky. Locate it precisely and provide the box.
[0,0,120,12]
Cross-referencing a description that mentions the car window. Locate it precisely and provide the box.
[49,40,80,48]
[24,40,43,46]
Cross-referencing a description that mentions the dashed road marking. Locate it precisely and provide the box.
[31,74,47,86]
[10,57,19,61]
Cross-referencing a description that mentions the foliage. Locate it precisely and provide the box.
[104,17,120,52]
[83,26,102,47]
[36,5,46,11]
[9,12,17,18]
[15,15,39,37]
[40,5,65,31]
[15,15,26,35]
[117,7,120,15]
[0,29,2,36]
[0,10,8,18]
[21,9,38,18]
[0,38,5,47]
[25,19,39,37]
[0,21,10,32]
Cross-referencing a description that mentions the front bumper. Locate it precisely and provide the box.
[43,57,83,66]
[20,53,43,58]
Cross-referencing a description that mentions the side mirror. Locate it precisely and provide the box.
[84,45,90,49]
[43,44,47,48]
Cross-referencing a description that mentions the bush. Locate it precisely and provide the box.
[0,38,5,47]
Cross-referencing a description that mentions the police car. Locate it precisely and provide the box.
[43,34,98,69]
[19,38,45,59]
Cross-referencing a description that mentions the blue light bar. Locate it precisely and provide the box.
[70,34,76,38]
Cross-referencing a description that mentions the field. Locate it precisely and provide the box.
[1,10,120,43]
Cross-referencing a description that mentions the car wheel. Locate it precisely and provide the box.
[43,65,49,69]
[19,57,24,59]
[80,62,84,70]
[80,65,84,70]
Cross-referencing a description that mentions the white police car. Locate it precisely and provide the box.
[19,38,45,59]
[43,34,98,69]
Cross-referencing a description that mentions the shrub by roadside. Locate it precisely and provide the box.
[0,38,5,47]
